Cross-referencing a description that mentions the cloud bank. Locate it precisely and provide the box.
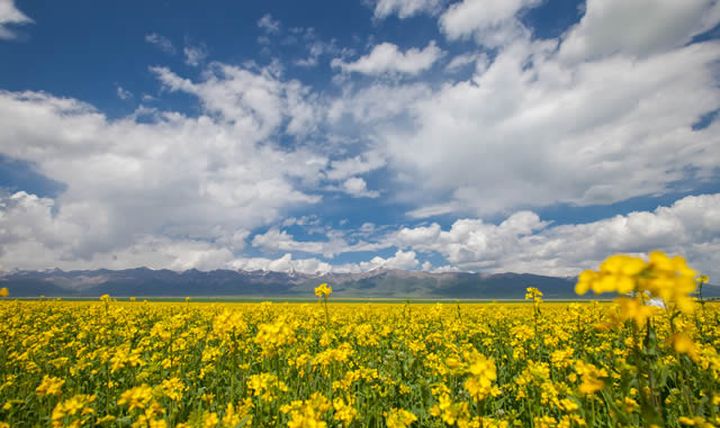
[0,0,718,280]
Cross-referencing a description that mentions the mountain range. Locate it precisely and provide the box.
[1,268,718,300]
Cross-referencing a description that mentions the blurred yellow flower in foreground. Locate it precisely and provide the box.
[576,250,699,315]
[314,283,332,298]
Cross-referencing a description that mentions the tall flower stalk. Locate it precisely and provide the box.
[314,283,332,327]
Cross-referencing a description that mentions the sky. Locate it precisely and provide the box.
[0,0,719,278]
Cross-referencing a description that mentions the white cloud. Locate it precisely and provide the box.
[115,86,132,101]
[0,0,32,40]
[325,150,387,181]
[184,44,208,66]
[257,14,281,34]
[359,249,420,271]
[227,250,420,274]
[3,188,717,277]
[228,251,420,274]
[252,228,327,255]
[342,177,380,198]
[276,27,347,68]
[395,222,442,246]
[444,52,484,72]
[144,33,176,54]
[0,191,237,271]
[294,38,345,68]
[379,37,720,216]
[439,0,541,47]
[327,83,430,125]
[406,202,459,219]
[151,63,321,137]
[0,62,327,270]
[2,1,719,278]
[373,0,445,19]
[231,253,334,274]
[392,194,720,279]
[395,211,549,265]
[251,227,388,258]
[295,41,325,67]
[332,41,443,75]
[560,0,720,62]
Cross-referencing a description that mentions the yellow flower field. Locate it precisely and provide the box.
[0,253,718,427]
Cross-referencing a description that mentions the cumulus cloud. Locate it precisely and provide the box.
[0,0,32,40]
[379,36,720,216]
[0,62,328,270]
[373,0,445,19]
[0,191,237,271]
[230,253,332,274]
[342,177,380,198]
[227,250,419,274]
[393,194,720,278]
[355,249,420,271]
[331,41,442,75]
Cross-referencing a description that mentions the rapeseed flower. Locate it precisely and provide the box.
[247,373,288,402]
[281,392,331,428]
[332,397,357,426]
[2,289,719,426]
[314,283,332,298]
[118,385,154,411]
[385,408,417,428]
[464,350,499,401]
[51,394,95,428]
[36,375,64,396]
[575,361,606,395]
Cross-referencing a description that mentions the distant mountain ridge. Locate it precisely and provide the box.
[1,268,718,299]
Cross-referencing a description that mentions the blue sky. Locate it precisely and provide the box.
[1,0,719,278]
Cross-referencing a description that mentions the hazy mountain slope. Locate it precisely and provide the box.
[1,268,718,299]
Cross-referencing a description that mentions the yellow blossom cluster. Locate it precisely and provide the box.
[35,375,64,396]
[314,283,332,298]
[280,392,331,428]
[254,318,296,356]
[576,251,698,313]
[385,408,417,428]
[463,350,499,401]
